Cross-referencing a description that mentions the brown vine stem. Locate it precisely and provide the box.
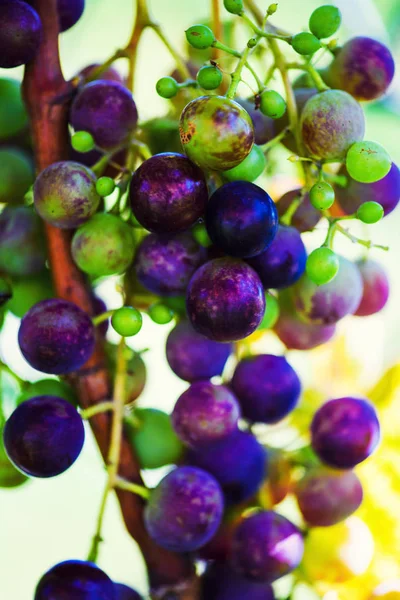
[211,0,222,59]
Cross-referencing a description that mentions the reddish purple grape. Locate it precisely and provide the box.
[247,225,307,290]
[276,189,320,233]
[274,309,336,350]
[114,583,142,600]
[295,466,363,527]
[201,562,275,600]
[34,560,115,599]
[18,298,95,374]
[231,510,304,582]
[326,37,395,101]
[0,1,42,69]
[0,206,46,276]
[188,430,267,505]
[134,231,206,296]
[274,88,317,154]
[3,396,85,478]
[236,97,276,145]
[186,258,265,342]
[355,259,389,317]
[231,354,301,424]
[144,466,223,552]
[70,81,138,149]
[311,397,380,469]
[78,63,125,84]
[205,181,278,258]
[172,381,240,448]
[129,152,208,233]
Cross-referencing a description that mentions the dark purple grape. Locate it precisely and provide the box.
[78,63,125,84]
[295,466,363,527]
[3,396,85,478]
[186,258,265,342]
[201,562,275,600]
[231,510,304,582]
[70,81,138,149]
[276,188,320,233]
[274,308,336,350]
[0,206,46,276]
[188,430,267,505]
[134,231,206,296]
[129,152,208,233]
[144,466,223,552]
[18,298,95,374]
[205,181,278,258]
[336,163,400,217]
[311,397,380,469]
[247,225,307,289]
[0,428,28,488]
[114,583,142,600]
[166,320,232,382]
[354,259,389,317]
[236,97,276,145]
[172,380,240,447]
[57,0,85,31]
[325,37,395,101]
[0,1,42,69]
[34,560,115,600]
[274,88,317,154]
[231,354,301,424]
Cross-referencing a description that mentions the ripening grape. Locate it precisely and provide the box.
[354,259,389,317]
[129,152,208,233]
[34,560,115,600]
[346,141,392,184]
[306,247,339,286]
[0,78,29,141]
[6,272,53,318]
[17,378,77,407]
[236,97,276,145]
[309,5,342,39]
[275,88,317,153]
[201,562,275,600]
[223,144,266,182]
[0,148,34,204]
[4,397,85,478]
[0,1,42,69]
[0,206,46,276]
[186,258,265,342]
[114,583,143,600]
[275,303,336,350]
[259,448,292,507]
[276,188,320,232]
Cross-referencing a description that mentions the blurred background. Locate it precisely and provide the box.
[0,0,399,598]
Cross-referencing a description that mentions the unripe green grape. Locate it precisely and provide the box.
[148,303,174,324]
[192,222,212,247]
[0,148,34,204]
[71,131,95,153]
[0,78,28,141]
[309,5,342,39]
[185,25,215,50]
[356,201,384,224]
[164,296,187,315]
[346,141,391,184]
[111,306,143,337]
[309,181,335,210]
[196,65,223,90]
[223,144,266,182]
[0,277,12,308]
[268,3,278,15]
[260,90,286,119]
[223,0,243,15]
[292,32,321,55]
[258,293,280,329]
[96,176,115,197]
[306,247,339,285]
[156,76,179,99]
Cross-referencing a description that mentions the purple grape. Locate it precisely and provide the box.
[247,225,307,289]
[0,1,42,69]
[34,560,115,599]
[134,231,206,296]
[205,181,278,258]
[0,206,46,276]
[274,309,336,350]
[336,163,400,217]
[188,430,267,504]
[311,397,380,469]
[326,37,395,101]
[114,583,142,600]
[57,0,85,31]
[166,320,232,382]
[70,81,138,149]
[3,396,85,478]
[172,381,240,448]
[144,466,224,552]
[276,188,320,233]
[231,510,304,582]
[293,255,363,325]
[354,259,389,317]
[295,466,363,527]
[18,298,95,374]
[78,63,125,84]
[274,88,317,154]
[201,562,275,600]
[129,152,208,233]
[186,258,265,342]
[236,97,276,145]
[231,354,301,424]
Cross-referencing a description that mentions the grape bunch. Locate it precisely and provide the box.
[0,0,398,599]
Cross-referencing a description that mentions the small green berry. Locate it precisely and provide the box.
[111,306,143,337]
[267,3,278,15]
[306,247,339,285]
[291,32,321,55]
[156,76,179,99]
[192,222,212,247]
[71,131,95,153]
[223,0,243,15]
[346,141,391,184]
[309,181,335,210]
[356,201,384,224]
[148,303,174,325]
[185,25,215,50]
[164,296,187,314]
[96,176,115,197]
[260,90,286,119]
[223,145,266,182]
[309,5,342,39]
[258,293,280,330]
[196,65,223,90]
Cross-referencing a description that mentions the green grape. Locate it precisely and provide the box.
[0,148,34,204]
[71,131,95,153]
[7,272,53,318]
[111,306,143,337]
[0,78,28,141]
[185,25,215,50]
[309,5,342,39]
[306,247,339,285]
[196,65,223,90]
[96,176,115,197]
[258,293,280,329]
[17,379,78,407]
[223,0,244,15]
[356,201,384,224]
[260,90,286,119]
[0,277,12,307]
[292,32,322,55]
[192,222,212,247]
[148,303,174,324]
[309,181,335,210]
[346,141,391,184]
[223,145,266,182]
[156,76,179,99]
[164,296,187,315]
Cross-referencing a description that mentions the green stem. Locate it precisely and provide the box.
[226,42,253,99]
[152,24,190,81]
[92,310,115,326]
[241,13,292,42]
[261,126,290,152]
[286,62,329,92]
[83,49,127,83]
[280,195,302,226]
[323,220,337,249]
[115,476,150,500]
[212,41,263,91]
[335,223,389,251]
[81,401,115,420]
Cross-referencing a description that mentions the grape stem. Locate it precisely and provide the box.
[115,476,151,500]
[286,62,329,92]
[335,222,389,251]
[211,0,222,59]
[261,126,290,152]
[81,401,115,420]
[92,310,115,326]
[241,12,293,43]
[212,41,264,91]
